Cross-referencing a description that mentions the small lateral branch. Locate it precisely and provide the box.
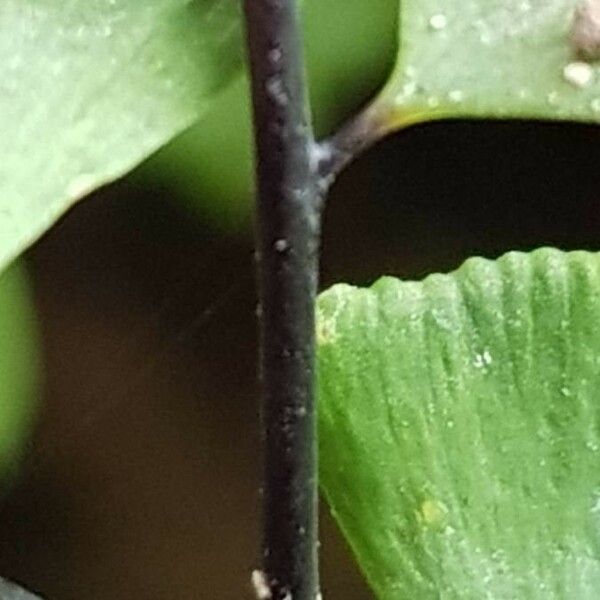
[314,99,394,192]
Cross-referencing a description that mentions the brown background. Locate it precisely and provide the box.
[0,120,597,599]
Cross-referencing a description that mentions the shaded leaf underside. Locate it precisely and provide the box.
[318,248,600,599]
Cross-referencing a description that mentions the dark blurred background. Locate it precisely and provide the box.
[0,2,598,598]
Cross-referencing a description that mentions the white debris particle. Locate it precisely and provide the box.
[562,61,594,87]
[429,14,448,31]
[251,570,272,600]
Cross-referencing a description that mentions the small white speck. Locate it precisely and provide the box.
[547,91,559,105]
[429,14,448,31]
[251,570,272,600]
[479,32,492,45]
[560,386,572,397]
[448,89,465,103]
[274,239,289,252]
[268,47,282,63]
[405,64,417,78]
[563,61,594,88]
[519,1,531,11]
[404,81,418,95]
[586,440,599,452]
[473,349,492,368]
[266,76,288,105]
[591,98,600,111]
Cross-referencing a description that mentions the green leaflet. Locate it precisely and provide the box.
[318,248,600,599]
[378,0,600,128]
[0,0,241,275]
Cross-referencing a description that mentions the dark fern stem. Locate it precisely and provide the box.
[244,1,321,599]
[243,2,390,598]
